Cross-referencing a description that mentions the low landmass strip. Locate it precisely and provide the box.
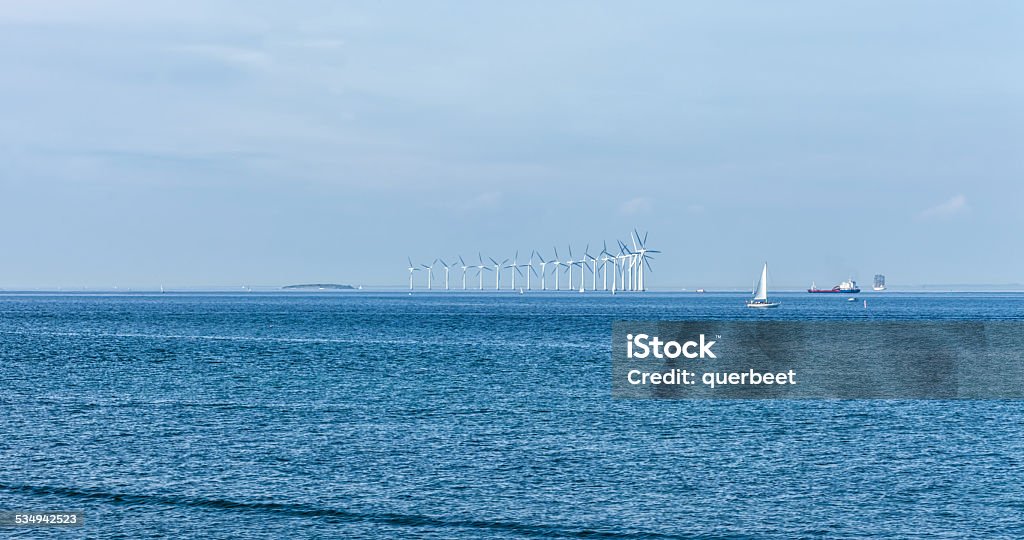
[282,284,355,290]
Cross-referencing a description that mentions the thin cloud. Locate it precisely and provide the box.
[918,194,969,220]
[460,191,502,211]
[294,38,346,50]
[173,44,273,69]
[619,197,653,216]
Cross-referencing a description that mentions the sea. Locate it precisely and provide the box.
[1,292,1022,538]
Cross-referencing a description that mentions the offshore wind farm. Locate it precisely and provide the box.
[406,230,659,293]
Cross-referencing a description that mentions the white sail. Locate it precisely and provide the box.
[753,263,768,301]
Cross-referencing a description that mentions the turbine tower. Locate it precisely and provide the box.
[565,245,575,291]
[577,258,589,292]
[600,242,612,291]
[459,256,469,290]
[610,252,618,294]
[536,251,548,290]
[525,251,536,290]
[407,257,421,290]
[439,259,452,290]
[421,259,437,290]
[507,251,520,290]
[627,235,637,291]
[476,254,490,290]
[552,247,562,290]
[584,244,598,291]
[490,256,508,290]
[617,240,631,291]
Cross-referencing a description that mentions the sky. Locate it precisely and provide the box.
[1,1,1021,289]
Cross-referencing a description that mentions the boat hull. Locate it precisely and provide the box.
[807,288,861,294]
[746,301,780,308]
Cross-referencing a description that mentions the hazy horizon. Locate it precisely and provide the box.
[2,2,1021,289]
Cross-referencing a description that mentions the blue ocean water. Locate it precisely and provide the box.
[1,292,1022,538]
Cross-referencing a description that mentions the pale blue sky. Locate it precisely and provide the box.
[1,1,1021,289]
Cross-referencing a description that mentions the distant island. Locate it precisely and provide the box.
[282,284,356,290]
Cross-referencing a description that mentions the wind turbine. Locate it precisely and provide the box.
[617,240,632,291]
[507,251,520,290]
[476,253,490,290]
[439,259,452,290]
[536,251,549,290]
[626,247,640,291]
[421,259,437,290]
[565,245,575,291]
[490,256,508,290]
[628,234,640,291]
[610,250,618,294]
[600,241,613,291]
[407,257,421,290]
[524,251,537,290]
[632,229,660,291]
[584,244,599,291]
[576,257,590,292]
[459,256,469,290]
[552,247,562,290]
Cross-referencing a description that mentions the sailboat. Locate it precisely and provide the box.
[746,262,780,308]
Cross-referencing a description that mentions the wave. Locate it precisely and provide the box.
[0,482,709,539]
[0,330,599,350]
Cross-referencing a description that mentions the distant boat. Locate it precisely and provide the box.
[873,274,886,291]
[696,288,706,293]
[746,263,780,308]
[808,278,860,293]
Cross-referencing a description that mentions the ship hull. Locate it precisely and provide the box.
[746,301,780,308]
[807,288,861,294]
